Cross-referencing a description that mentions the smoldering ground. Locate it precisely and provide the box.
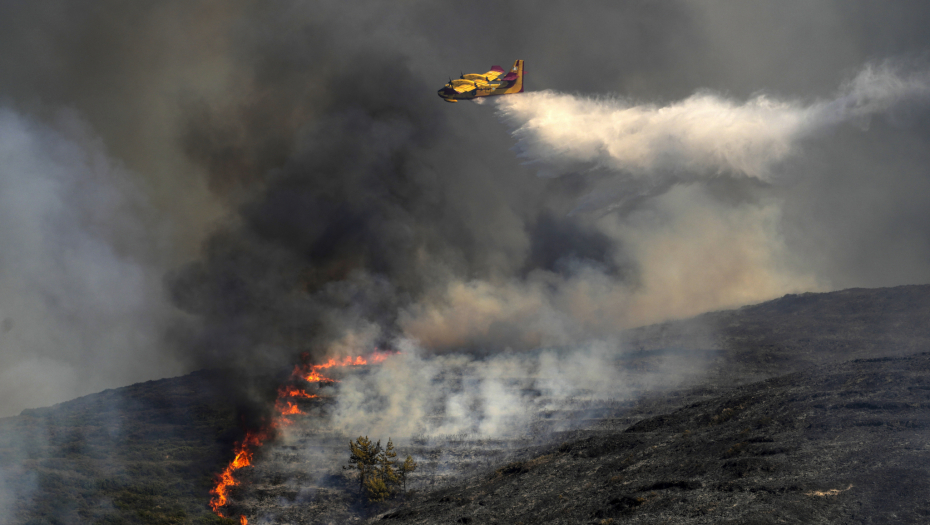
[242,338,712,514]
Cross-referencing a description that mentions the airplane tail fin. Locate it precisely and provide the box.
[504,59,524,94]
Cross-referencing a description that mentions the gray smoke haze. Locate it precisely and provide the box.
[0,109,184,418]
[1,0,930,445]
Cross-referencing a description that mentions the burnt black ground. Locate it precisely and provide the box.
[368,353,930,524]
[623,285,930,384]
[357,285,930,525]
[3,285,930,524]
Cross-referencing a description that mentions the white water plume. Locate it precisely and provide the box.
[496,63,930,183]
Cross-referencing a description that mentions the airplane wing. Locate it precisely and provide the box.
[449,79,477,94]
[484,65,506,81]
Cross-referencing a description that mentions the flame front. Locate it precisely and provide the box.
[209,430,266,516]
[279,385,317,398]
[294,350,393,383]
[275,399,304,416]
[209,350,398,522]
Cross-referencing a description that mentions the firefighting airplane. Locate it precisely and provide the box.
[437,59,524,103]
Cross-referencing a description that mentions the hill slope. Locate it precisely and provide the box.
[0,370,239,524]
[625,285,930,383]
[369,352,930,524]
[2,284,929,524]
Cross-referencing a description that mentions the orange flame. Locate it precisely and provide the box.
[275,399,304,416]
[294,352,397,383]
[209,429,267,516]
[278,385,316,398]
[369,350,391,363]
[209,349,399,521]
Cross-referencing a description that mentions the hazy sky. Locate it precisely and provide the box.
[1,0,929,417]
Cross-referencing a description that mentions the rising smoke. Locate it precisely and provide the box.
[0,109,183,418]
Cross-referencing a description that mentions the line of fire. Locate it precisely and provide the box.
[207,58,531,521]
[209,351,394,524]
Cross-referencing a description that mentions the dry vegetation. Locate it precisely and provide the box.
[0,371,240,524]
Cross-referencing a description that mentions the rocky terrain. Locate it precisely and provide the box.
[2,284,929,524]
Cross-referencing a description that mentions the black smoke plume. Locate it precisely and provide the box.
[4,0,930,431]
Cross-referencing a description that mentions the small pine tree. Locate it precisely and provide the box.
[363,473,391,502]
[379,438,400,492]
[398,454,417,495]
[347,436,381,496]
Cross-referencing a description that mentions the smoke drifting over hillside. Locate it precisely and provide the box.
[324,339,709,441]
[0,109,183,417]
[1,1,930,429]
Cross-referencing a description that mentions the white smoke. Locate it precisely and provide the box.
[0,108,184,417]
[292,336,707,446]
[496,62,930,185]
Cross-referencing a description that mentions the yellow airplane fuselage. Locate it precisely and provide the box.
[438,59,524,103]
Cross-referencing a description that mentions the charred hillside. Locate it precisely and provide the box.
[0,370,240,524]
[623,285,930,384]
[370,352,930,524]
[362,285,930,524]
[2,284,929,524]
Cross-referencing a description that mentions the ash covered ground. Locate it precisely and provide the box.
[224,285,930,524]
[371,352,930,524]
[224,348,709,524]
[2,285,929,524]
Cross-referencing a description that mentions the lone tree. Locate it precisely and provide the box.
[347,436,381,496]
[398,454,418,495]
[348,437,416,502]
